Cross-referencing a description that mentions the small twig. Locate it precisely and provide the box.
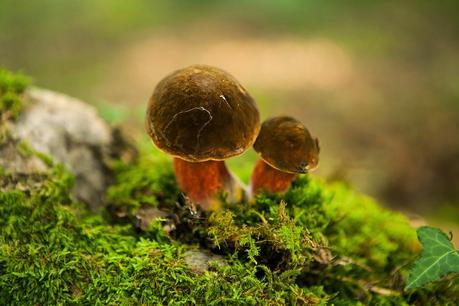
[333,256,374,273]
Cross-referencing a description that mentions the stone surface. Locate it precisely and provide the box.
[0,138,48,174]
[135,206,170,232]
[184,249,225,273]
[3,87,135,210]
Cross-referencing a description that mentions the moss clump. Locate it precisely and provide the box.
[2,146,458,305]
[0,68,30,144]
[0,162,328,305]
[0,68,29,122]
[104,143,458,305]
[105,146,180,218]
[0,145,459,305]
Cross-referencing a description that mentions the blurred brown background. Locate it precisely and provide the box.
[1,1,458,230]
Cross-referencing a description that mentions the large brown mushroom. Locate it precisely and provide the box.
[146,65,260,210]
[250,116,320,195]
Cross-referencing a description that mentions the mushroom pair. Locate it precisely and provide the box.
[146,65,319,211]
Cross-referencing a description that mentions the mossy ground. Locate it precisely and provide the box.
[0,69,29,144]
[0,69,28,121]
[1,70,458,305]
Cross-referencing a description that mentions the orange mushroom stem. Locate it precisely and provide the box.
[250,159,296,194]
[249,116,320,197]
[173,158,245,210]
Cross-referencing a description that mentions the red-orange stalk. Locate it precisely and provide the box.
[173,158,244,210]
[250,159,296,194]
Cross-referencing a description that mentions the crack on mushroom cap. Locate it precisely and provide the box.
[161,106,213,154]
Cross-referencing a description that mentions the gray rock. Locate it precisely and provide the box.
[135,206,170,232]
[184,249,226,273]
[3,87,135,210]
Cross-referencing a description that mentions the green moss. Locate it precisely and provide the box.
[17,140,35,158]
[0,163,327,305]
[0,68,30,147]
[0,139,459,305]
[96,144,459,304]
[106,145,179,216]
[2,142,458,305]
[0,68,30,121]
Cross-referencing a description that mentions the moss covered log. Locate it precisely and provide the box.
[1,69,458,305]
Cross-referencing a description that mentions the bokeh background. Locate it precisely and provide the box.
[1,1,458,236]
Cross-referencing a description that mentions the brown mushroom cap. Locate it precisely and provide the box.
[146,65,260,162]
[253,116,320,174]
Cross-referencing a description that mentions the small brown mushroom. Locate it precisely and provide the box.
[250,116,319,195]
[146,65,260,210]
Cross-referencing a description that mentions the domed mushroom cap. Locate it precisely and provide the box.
[253,116,319,173]
[146,65,260,162]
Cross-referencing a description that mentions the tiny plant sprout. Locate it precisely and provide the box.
[146,65,260,210]
[250,116,320,195]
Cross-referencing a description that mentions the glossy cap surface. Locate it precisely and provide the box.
[146,65,260,162]
[253,116,319,173]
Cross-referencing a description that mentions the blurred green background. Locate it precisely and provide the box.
[1,0,458,232]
